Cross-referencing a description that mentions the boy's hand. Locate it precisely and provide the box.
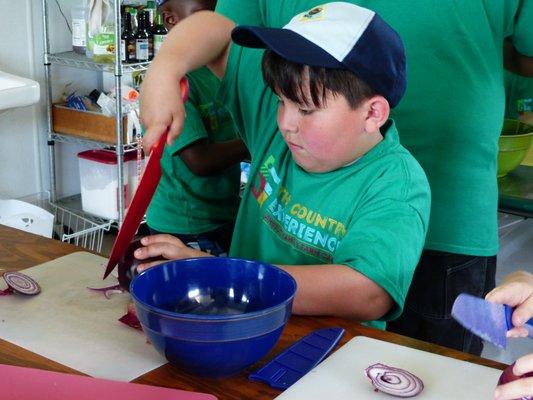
[133,234,211,272]
[485,271,533,338]
[140,67,186,153]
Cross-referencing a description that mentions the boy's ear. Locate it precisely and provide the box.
[364,96,390,132]
[162,10,179,28]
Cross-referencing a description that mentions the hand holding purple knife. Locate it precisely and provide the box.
[451,270,533,350]
[485,271,533,340]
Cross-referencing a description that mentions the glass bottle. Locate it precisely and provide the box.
[152,11,168,57]
[71,5,87,54]
[121,12,136,63]
[135,11,150,62]
[145,1,156,28]
[129,7,138,33]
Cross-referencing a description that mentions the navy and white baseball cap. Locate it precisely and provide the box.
[232,2,407,108]
[155,0,168,7]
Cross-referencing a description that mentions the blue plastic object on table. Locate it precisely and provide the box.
[130,257,297,378]
[249,327,345,390]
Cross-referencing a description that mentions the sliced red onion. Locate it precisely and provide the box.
[2,272,41,296]
[365,363,424,398]
[118,311,142,330]
[118,301,142,330]
[87,284,124,299]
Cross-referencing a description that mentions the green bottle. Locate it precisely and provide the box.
[129,8,138,32]
[145,1,156,28]
[152,11,168,56]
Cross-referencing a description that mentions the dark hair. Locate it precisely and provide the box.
[200,0,217,10]
[262,50,377,109]
[163,0,217,12]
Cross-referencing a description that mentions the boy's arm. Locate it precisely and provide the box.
[504,40,533,77]
[279,264,393,321]
[140,11,235,153]
[179,138,249,176]
[135,234,392,320]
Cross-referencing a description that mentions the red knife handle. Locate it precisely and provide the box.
[180,76,189,103]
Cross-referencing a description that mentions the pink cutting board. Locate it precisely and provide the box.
[0,364,217,400]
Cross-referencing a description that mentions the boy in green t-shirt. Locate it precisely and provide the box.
[212,0,533,356]
[138,3,431,327]
[145,0,248,256]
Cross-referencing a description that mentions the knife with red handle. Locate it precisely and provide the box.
[103,77,189,279]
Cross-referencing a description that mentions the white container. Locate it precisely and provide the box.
[125,149,145,203]
[0,199,54,238]
[78,150,135,220]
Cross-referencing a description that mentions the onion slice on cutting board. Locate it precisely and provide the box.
[365,363,424,397]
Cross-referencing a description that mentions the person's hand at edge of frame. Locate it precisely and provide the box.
[485,270,533,338]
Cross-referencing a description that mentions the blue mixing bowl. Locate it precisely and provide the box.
[130,257,297,377]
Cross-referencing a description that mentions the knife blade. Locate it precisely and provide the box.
[451,293,533,349]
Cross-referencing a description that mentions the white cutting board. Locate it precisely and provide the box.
[276,336,502,399]
[0,252,166,381]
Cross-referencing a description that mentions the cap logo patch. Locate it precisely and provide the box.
[299,5,327,22]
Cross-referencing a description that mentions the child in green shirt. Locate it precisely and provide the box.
[146,0,247,256]
[138,2,431,327]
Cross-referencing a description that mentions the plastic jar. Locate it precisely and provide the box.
[71,5,87,54]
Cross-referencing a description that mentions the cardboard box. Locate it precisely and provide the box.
[52,104,129,144]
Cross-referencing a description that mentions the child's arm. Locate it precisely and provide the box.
[278,264,393,321]
[178,138,249,176]
[504,41,533,77]
[140,11,235,153]
[135,235,393,321]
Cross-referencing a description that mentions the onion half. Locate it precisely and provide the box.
[117,239,165,291]
[2,272,41,296]
[365,363,424,398]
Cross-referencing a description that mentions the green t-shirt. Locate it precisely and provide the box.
[216,0,533,256]
[146,67,241,234]
[505,70,533,119]
[220,45,431,329]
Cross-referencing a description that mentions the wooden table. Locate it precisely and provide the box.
[0,225,507,399]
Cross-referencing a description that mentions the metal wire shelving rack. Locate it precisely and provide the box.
[18,192,111,253]
[41,0,147,240]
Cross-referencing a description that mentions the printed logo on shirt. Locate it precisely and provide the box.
[299,5,327,22]
[251,155,346,262]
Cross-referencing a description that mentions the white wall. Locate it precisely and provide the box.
[0,0,43,198]
[0,0,103,200]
